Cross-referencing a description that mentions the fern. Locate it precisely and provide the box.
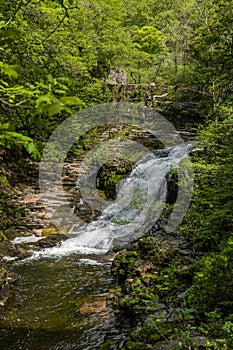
[0,123,40,160]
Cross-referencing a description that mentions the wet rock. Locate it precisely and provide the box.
[38,234,67,248]
[125,340,146,349]
[33,228,43,236]
[178,249,192,256]
[0,241,25,263]
[17,248,33,260]
[0,267,15,307]
[111,231,198,348]
[41,226,59,236]
[152,336,207,350]
[136,261,155,274]
[76,295,109,314]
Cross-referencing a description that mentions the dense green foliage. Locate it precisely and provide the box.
[0,0,233,349]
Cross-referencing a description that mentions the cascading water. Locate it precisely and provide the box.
[1,142,194,350]
[31,142,193,259]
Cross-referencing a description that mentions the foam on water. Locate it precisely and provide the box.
[27,143,193,259]
[12,235,44,244]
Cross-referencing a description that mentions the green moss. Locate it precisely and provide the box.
[130,321,174,344]
[0,230,7,242]
[97,339,113,349]
[112,245,126,252]
[96,159,133,200]
[137,236,174,265]
[125,340,146,349]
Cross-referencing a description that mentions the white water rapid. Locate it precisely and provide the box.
[31,143,193,259]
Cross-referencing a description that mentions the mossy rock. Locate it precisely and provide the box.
[112,245,126,252]
[125,340,146,349]
[111,251,139,283]
[97,339,113,349]
[152,336,207,350]
[0,240,22,261]
[0,267,15,307]
[96,158,133,200]
[38,234,67,248]
[42,226,59,236]
[137,236,174,265]
[0,230,7,242]
[0,268,8,287]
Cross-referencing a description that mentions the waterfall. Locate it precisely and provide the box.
[31,143,193,259]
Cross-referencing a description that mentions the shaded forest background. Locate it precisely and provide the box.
[0,0,233,348]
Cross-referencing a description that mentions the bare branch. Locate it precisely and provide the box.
[40,0,70,44]
[151,92,169,99]
[41,14,67,44]
[0,98,30,108]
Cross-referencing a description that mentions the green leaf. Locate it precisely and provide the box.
[36,94,53,106]
[0,80,9,87]
[0,124,40,160]
[0,123,15,132]
[54,89,67,95]
[0,62,18,78]
[24,141,40,160]
[46,102,63,117]
[60,96,85,106]
[0,28,17,40]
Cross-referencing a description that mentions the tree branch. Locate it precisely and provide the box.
[151,92,169,99]
[60,0,70,17]
[41,14,67,44]
[41,0,70,44]
[0,98,30,108]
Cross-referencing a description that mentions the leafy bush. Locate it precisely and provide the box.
[180,109,233,251]
[188,238,233,316]
[0,123,40,160]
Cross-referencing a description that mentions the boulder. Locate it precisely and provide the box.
[107,68,127,85]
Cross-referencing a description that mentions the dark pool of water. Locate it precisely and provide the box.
[0,255,131,350]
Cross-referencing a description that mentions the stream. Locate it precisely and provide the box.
[0,142,193,349]
[0,255,131,350]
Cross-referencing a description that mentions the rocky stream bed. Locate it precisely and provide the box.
[0,129,210,349]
